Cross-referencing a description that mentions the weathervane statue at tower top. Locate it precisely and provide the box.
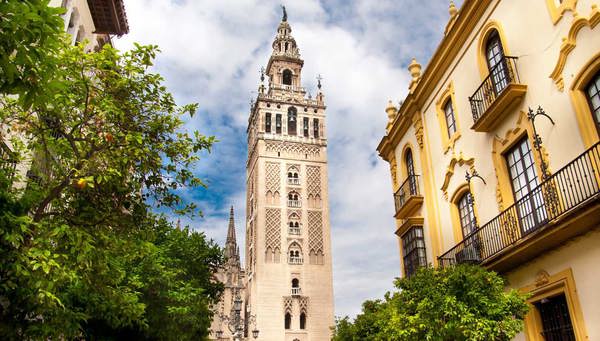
[281,5,287,22]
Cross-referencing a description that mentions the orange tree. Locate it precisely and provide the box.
[333,265,529,341]
[0,23,222,340]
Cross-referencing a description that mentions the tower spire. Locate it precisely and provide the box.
[226,205,236,244]
[224,206,239,265]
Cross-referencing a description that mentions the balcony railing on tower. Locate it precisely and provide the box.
[288,200,301,208]
[288,256,303,265]
[291,287,302,296]
[469,56,527,132]
[439,142,600,271]
[394,175,423,219]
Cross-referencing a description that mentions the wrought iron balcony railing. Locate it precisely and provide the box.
[439,142,600,269]
[289,227,301,235]
[468,56,526,132]
[288,178,300,185]
[291,288,302,296]
[394,175,422,218]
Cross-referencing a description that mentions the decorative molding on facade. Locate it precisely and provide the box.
[549,4,600,91]
[265,140,321,158]
[389,154,398,190]
[412,112,424,149]
[545,0,578,25]
[440,152,475,200]
[287,209,302,219]
[495,172,504,211]
[535,270,551,287]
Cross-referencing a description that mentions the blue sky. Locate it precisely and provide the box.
[115,0,462,319]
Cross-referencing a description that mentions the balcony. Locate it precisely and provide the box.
[469,56,527,132]
[439,143,600,273]
[289,257,303,265]
[270,84,306,93]
[394,175,423,219]
[291,287,302,296]
[288,178,300,186]
[288,200,301,208]
[289,227,301,235]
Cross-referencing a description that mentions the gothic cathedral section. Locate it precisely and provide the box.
[244,10,334,341]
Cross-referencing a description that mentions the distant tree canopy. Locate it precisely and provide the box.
[0,2,222,339]
[333,265,529,341]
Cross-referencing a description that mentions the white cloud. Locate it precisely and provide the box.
[115,0,458,319]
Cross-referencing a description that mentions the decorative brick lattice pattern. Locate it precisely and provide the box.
[308,211,323,254]
[283,296,293,313]
[265,208,281,251]
[265,162,281,194]
[306,166,321,197]
[265,140,320,157]
[299,297,309,314]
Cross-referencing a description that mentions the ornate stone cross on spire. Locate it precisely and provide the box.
[281,5,287,22]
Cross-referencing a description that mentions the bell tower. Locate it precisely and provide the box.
[244,7,334,341]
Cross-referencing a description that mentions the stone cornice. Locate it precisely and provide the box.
[378,0,490,161]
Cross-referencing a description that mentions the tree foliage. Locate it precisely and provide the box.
[333,265,529,341]
[0,0,65,107]
[0,10,222,338]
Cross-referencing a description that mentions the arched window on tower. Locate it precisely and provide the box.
[288,191,301,208]
[291,278,301,295]
[282,69,293,86]
[287,166,299,185]
[288,106,297,135]
[285,313,292,329]
[288,243,303,264]
[300,312,307,330]
[288,212,300,235]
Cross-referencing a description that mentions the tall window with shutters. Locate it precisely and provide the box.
[444,99,457,138]
[585,70,600,136]
[505,137,547,234]
[486,30,509,94]
[458,192,477,238]
[401,226,427,277]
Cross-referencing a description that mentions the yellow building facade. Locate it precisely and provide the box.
[377,1,600,340]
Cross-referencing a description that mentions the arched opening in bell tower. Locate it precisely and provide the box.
[282,69,293,85]
[287,106,297,135]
